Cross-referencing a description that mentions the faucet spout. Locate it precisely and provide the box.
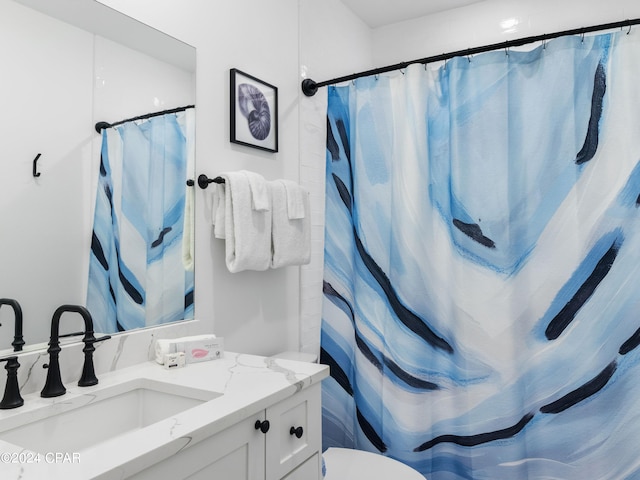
[0,298,25,352]
[41,304,108,398]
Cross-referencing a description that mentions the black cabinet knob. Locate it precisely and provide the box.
[289,426,304,439]
[255,419,270,434]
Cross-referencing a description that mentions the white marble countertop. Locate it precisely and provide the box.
[0,352,329,479]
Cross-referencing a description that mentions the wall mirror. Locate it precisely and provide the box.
[0,0,196,353]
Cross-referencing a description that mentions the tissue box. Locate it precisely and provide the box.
[176,336,224,364]
[155,335,224,364]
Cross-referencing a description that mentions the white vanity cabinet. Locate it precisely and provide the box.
[131,383,322,480]
[265,382,321,480]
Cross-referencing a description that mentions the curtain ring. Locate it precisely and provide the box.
[374,74,379,81]
[467,49,472,62]
[628,24,632,35]
[581,32,585,43]
[400,68,405,75]
[542,38,546,50]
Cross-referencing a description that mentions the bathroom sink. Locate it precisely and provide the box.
[0,378,221,454]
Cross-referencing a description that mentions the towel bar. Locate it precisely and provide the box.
[195,174,224,189]
[186,175,226,188]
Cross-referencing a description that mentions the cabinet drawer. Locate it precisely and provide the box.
[265,383,321,480]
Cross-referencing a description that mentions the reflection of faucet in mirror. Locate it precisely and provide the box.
[0,298,25,352]
[41,305,111,398]
[0,356,23,409]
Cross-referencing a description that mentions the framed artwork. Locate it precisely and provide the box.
[230,68,278,152]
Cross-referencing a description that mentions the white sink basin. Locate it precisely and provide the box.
[0,378,221,454]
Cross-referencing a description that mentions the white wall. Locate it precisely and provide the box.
[0,0,91,350]
[373,0,640,66]
[0,0,194,350]
[298,0,373,356]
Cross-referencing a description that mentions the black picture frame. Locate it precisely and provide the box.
[230,68,278,153]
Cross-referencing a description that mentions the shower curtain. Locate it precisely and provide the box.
[321,30,640,479]
[87,109,195,333]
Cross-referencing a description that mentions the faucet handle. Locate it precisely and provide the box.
[78,334,111,387]
[0,356,24,409]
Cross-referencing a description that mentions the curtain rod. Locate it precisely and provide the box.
[94,104,195,133]
[301,18,640,97]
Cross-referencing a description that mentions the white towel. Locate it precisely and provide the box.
[270,180,311,268]
[245,171,270,211]
[281,179,306,219]
[211,183,226,239]
[182,184,195,271]
[222,171,272,272]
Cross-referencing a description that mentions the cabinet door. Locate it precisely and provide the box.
[280,453,320,480]
[265,383,321,480]
[130,414,265,480]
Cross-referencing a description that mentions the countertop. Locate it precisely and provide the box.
[0,352,329,479]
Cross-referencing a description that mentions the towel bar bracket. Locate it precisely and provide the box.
[197,174,225,189]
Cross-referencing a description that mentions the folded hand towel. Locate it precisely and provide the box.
[281,179,306,219]
[222,171,272,272]
[270,179,311,268]
[244,170,270,211]
[211,183,226,239]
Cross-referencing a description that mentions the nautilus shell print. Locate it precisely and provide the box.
[237,83,271,140]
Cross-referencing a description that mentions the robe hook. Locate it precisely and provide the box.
[32,153,41,178]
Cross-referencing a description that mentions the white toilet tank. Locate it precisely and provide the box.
[322,447,424,480]
[271,351,318,363]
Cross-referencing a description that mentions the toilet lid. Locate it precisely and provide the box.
[322,447,424,479]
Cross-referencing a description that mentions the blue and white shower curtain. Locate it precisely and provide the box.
[87,109,195,334]
[321,30,640,479]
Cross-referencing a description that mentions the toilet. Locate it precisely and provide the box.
[272,352,425,480]
[322,447,424,479]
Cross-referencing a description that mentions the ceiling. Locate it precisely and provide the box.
[340,0,485,28]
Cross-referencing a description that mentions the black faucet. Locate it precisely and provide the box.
[41,305,111,398]
[0,356,23,409]
[0,298,25,352]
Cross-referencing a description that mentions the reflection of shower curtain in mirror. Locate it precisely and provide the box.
[88,109,195,333]
[321,31,640,479]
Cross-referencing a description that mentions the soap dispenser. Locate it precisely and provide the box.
[0,356,23,409]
